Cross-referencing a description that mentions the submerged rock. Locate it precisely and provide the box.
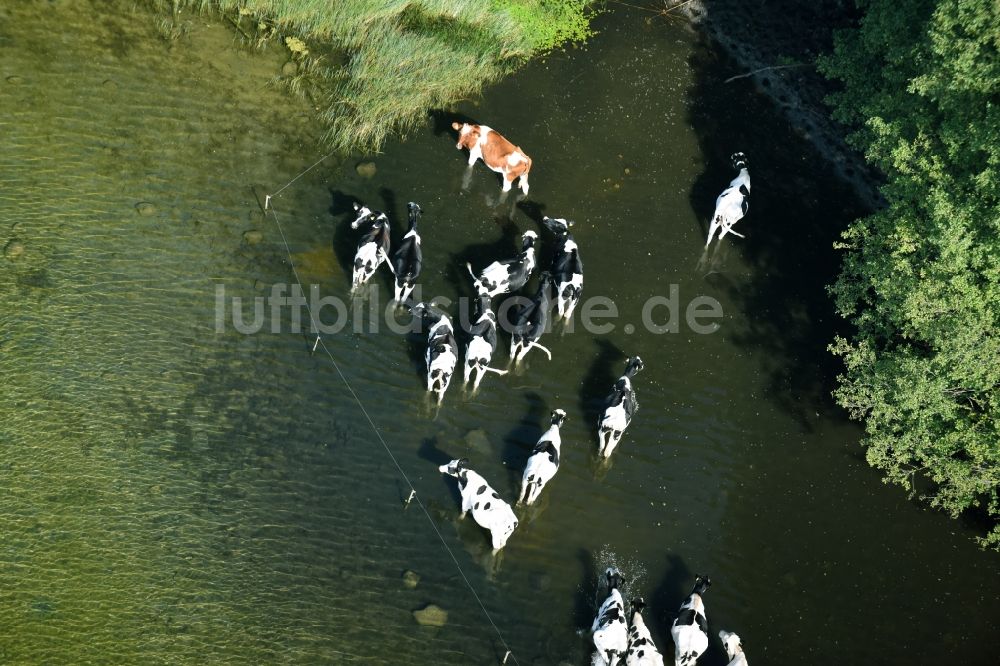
[402,570,420,589]
[355,161,377,179]
[4,240,25,260]
[413,603,447,627]
[243,230,263,245]
[464,428,491,455]
[135,202,156,217]
[281,60,298,76]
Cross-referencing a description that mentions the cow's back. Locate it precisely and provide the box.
[480,127,529,170]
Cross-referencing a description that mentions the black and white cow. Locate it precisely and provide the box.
[597,356,644,459]
[542,216,584,323]
[706,153,750,247]
[413,303,458,405]
[509,271,554,364]
[350,202,390,292]
[671,576,711,666]
[467,230,537,298]
[626,598,665,666]
[388,201,423,304]
[438,458,518,552]
[719,630,748,666]
[517,409,567,506]
[592,567,629,666]
[464,273,507,392]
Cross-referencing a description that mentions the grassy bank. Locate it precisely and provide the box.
[163,0,595,152]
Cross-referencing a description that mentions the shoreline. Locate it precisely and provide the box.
[682,0,884,210]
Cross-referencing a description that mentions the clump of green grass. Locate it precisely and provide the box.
[493,0,594,52]
[166,0,597,153]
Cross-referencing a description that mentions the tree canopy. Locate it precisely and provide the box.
[820,0,1000,546]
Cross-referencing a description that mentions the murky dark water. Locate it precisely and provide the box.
[2,2,998,664]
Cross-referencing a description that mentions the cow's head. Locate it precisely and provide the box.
[719,631,744,660]
[351,202,375,229]
[452,122,481,150]
[542,216,574,236]
[521,229,538,250]
[438,458,470,479]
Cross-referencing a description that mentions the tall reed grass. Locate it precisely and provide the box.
[168,0,595,152]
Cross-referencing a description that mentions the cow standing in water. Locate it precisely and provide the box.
[542,216,584,323]
[626,598,665,665]
[597,356,645,459]
[452,121,532,196]
[438,458,518,553]
[719,630,748,666]
[509,271,554,365]
[517,409,567,506]
[350,203,390,292]
[464,272,507,393]
[388,201,423,305]
[706,152,750,247]
[467,230,538,298]
[412,304,457,406]
[592,567,629,666]
[671,576,712,666]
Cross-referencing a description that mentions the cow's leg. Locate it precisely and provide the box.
[706,215,721,248]
[495,174,512,204]
[721,219,745,239]
[519,172,529,195]
[461,165,474,191]
[467,146,481,167]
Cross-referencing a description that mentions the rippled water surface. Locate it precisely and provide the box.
[2,2,998,664]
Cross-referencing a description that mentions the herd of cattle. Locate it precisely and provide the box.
[345,122,752,665]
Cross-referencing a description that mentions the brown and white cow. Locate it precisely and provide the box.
[452,122,532,195]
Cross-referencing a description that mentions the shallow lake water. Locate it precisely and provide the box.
[1,2,998,664]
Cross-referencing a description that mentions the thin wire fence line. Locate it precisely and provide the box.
[270,150,337,198]
[262,182,520,665]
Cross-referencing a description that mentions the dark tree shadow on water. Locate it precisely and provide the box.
[685,37,872,431]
